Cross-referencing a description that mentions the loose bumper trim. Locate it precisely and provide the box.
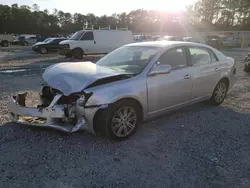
[8,93,86,133]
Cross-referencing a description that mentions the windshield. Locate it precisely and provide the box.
[96,46,159,74]
[43,38,52,43]
[18,36,25,40]
[70,31,84,40]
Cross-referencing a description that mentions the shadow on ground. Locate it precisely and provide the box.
[1,103,250,188]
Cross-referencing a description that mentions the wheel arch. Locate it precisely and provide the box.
[219,77,230,89]
[72,47,84,53]
[92,97,143,136]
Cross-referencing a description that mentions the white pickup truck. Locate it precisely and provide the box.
[0,34,14,47]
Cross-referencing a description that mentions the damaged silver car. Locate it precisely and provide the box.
[9,41,236,140]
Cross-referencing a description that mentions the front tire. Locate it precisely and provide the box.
[40,47,48,54]
[210,80,228,105]
[96,100,141,141]
[1,40,8,47]
[72,48,83,59]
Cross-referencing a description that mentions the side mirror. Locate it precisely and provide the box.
[149,64,171,76]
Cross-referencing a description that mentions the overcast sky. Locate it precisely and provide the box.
[1,0,197,16]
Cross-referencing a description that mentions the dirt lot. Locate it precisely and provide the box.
[0,49,250,188]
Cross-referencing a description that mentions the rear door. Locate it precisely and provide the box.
[187,46,222,99]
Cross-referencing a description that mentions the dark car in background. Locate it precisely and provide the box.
[12,36,27,45]
[133,35,150,42]
[12,36,38,46]
[32,38,67,54]
[206,35,223,49]
[156,35,183,41]
[152,35,161,41]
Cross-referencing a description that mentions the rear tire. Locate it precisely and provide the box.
[72,48,83,59]
[1,40,8,47]
[210,80,228,105]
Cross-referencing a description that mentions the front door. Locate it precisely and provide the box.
[78,31,96,54]
[147,47,193,114]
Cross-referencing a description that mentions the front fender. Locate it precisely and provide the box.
[84,77,148,118]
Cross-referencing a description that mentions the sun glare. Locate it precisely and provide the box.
[149,0,197,12]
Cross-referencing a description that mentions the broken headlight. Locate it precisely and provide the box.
[76,92,93,106]
[76,95,85,105]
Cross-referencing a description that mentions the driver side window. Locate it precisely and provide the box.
[80,32,94,41]
[158,47,188,70]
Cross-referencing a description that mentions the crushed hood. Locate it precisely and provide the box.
[42,61,120,96]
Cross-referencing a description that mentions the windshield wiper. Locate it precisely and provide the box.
[121,73,135,78]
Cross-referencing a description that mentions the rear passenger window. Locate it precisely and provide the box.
[158,47,187,70]
[189,48,211,65]
[81,32,94,40]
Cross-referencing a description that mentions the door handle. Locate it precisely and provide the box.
[214,68,220,72]
[184,74,191,79]
[94,41,96,44]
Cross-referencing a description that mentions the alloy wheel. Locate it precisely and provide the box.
[111,106,137,138]
[214,82,227,103]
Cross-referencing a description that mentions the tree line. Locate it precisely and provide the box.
[0,0,250,36]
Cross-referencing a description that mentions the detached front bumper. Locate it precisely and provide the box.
[8,93,89,133]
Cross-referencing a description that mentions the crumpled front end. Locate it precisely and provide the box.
[8,86,99,134]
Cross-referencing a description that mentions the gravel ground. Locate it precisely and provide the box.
[0,45,31,51]
[0,49,250,188]
[0,56,60,69]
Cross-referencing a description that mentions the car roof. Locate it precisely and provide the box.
[49,37,66,40]
[126,41,212,49]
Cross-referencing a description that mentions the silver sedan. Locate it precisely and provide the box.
[9,41,236,140]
